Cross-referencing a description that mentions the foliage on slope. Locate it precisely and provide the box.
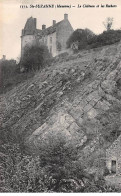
[66,28,94,49]
[21,44,51,72]
[67,29,121,51]
[88,30,121,49]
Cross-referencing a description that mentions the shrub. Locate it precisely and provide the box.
[66,28,95,50]
[1,135,118,192]
[0,143,45,192]
[0,45,52,93]
[21,44,51,72]
[0,59,18,93]
[0,59,17,80]
[67,29,121,52]
[0,59,35,94]
[0,137,85,192]
[88,30,121,49]
[34,131,90,192]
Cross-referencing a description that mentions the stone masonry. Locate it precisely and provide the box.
[21,14,73,57]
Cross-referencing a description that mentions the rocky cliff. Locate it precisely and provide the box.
[1,42,121,176]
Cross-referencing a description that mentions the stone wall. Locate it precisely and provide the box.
[56,20,73,52]
[106,136,121,175]
[21,34,36,58]
[39,32,57,57]
[47,32,57,57]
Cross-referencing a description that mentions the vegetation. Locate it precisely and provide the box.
[0,143,119,192]
[0,45,52,94]
[103,17,114,31]
[87,30,121,49]
[21,44,51,72]
[0,132,84,192]
[0,126,120,192]
[66,28,94,50]
[67,29,121,52]
[0,59,35,94]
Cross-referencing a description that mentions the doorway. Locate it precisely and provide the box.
[111,160,116,174]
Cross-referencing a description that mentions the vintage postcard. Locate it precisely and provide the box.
[0,0,121,193]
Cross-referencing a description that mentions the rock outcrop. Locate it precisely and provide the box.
[1,42,121,175]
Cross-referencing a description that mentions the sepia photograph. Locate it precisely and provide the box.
[0,0,121,193]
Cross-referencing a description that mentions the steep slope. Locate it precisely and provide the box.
[1,42,121,176]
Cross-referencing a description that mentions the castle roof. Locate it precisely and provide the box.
[22,17,36,36]
[24,17,35,30]
[22,14,72,37]
[36,20,63,37]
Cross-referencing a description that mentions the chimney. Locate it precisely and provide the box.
[64,14,68,20]
[42,24,46,30]
[34,18,37,29]
[53,20,56,26]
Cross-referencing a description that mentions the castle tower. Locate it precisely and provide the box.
[21,17,37,59]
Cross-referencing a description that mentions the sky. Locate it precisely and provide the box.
[0,0,121,60]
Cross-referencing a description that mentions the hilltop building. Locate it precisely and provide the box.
[21,14,73,58]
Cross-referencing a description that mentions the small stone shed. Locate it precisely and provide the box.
[106,135,121,175]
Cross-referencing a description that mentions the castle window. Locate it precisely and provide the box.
[50,37,52,44]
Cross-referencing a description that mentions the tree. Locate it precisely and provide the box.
[21,44,51,72]
[87,29,121,49]
[103,17,113,31]
[0,59,18,92]
[37,130,86,192]
[66,29,94,51]
[1,59,17,78]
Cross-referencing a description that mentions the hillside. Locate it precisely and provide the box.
[1,42,121,191]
